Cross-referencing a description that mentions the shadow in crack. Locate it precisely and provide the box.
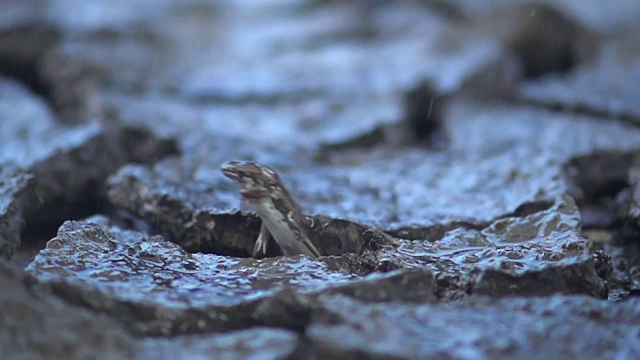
[563,150,640,300]
[564,151,637,230]
[9,125,179,267]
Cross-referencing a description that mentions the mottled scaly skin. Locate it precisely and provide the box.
[220,160,321,258]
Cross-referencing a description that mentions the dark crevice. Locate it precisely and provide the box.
[563,151,637,230]
[316,80,448,157]
[168,212,389,262]
[507,200,556,218]
[490,3,597,80]
[0,24,105,125]
[149,211,262,258]
[386,221,484,241]
[594,243,640,301]
[14,182,120,268]
[12,126,179,266]
[562,151,640,300]
[22,180,103,240]
[0,25,59,101]
[0,56,51,98]
[437,3,595,80]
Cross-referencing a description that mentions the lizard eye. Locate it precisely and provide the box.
[262,167,277,177]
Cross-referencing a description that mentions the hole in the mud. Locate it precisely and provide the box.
[114,211,263,259]
[487,4,597,79]
[201,214,265,258]
[386,222,482,241]
[564,152,636,230]
[590,242,640,301]
[566,149,640,291]
[403,80,445,142]
[13,181,111,267]
[173,214,372,260]
[512,38,577,79]
[0,26,58,98]
[509,200,555,218]
[0,56,51,97]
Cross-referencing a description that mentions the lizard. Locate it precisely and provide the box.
[220,160,322,259]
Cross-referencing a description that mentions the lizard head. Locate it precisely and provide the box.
[220,160,282,202]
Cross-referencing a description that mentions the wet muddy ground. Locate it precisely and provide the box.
[2,1,640,359]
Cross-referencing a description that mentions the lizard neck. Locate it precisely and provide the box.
[269,185,306,223]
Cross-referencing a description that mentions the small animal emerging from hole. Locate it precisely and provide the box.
[220,160,321,259]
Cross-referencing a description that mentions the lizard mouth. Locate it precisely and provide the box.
[240,189,270,201]
[220,168,239,180]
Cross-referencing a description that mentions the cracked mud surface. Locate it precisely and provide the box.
[2,1,640,359]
